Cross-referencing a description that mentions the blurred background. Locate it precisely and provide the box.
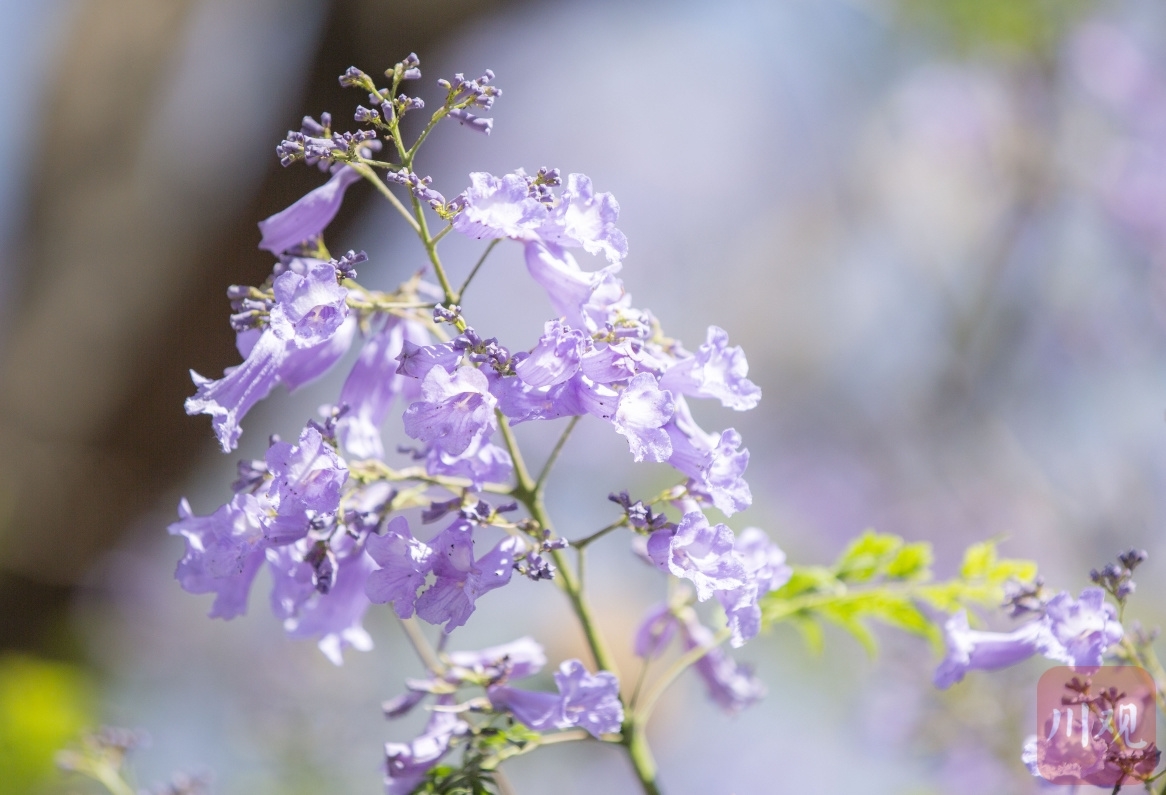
[3,0,1166,792]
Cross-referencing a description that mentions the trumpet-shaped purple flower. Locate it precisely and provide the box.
[258,165,362,255]
[537,173,628,263]
[384,703,467,795]
[264,425,348,544]
[488,659,623,737]
[446,636,546,683]
[365,516,433,619]
[633,603,680,659]
[658,326,761,411]
[523,242,621,329]
[187,263,350,451]
[336,315,429,458]
[414,520,519,632]
[933,611,1053,689]
[267,540,374,665]
[403,366,496,458]
[647,511,746,601]
[665,398,751,516]
[168,494,269,620]
[422,441,513,489]
[680,612,765,713]
[451,172,545,240]
[934,588,1124,688]
[395,339,459,380]
[612,373,675,462]
[1043,587,1124,667]
[514,319,587,387]
[269,262,349,346]
[715,528,791,647]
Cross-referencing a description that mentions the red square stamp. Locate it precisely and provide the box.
[1035,666,1159,786]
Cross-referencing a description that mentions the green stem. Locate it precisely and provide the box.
[622,723,663,795]
[570,519,625,550]
[413,194,456,304]
[636,626,732,723]
[534,415,580,493]
[398,616,443,674]
[456,238,501,304]
[349,162,420,233]
[495,410,662,794]
[431,223,453,245]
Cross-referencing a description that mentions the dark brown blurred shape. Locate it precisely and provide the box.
[0,0,524,653]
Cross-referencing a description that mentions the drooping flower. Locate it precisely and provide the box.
[934,588,1123,688]
[258,165,362,255]
[537,173,628,263]
[365,516,433,619]
[383,702,467,795]
[451,172,546,240]
[267,540,375,665]
[664,397,751,516]
[647,511,746,601]
[335,315,430,459]
[1043,587,1124,667]
[523,242,621,329]
[611,373,675,463]
[403,366,497,459]
[658,326,761,411]
[414,519,519,632]
[186,262,350,451]
[488,659,623,737]
[168,494,269,620]
[633,603,680,659]
[513,319,587,387]
[679,612,765,713]
[715,528,791,647]
[263,425,349,544]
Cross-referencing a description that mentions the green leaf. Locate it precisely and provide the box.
[884,542,933,581]
[834,530,905,582]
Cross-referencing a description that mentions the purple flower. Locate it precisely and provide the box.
[168,494,268,620]
[446,636,546,683]
[414,520,519,632]
[267,541,374,665]
[664,397,751,516]
[263,425,348,544]
[336,316,429,458]
[187,263,350,451]
[365,516,433,619]
[647,511,746,601]
[934,588,1124,689]
[658,326,761,411]
[451,172,546,241]
[1043,587,1124,667]
[680,613,765,713]
[538,173,628,263]
[423,441,513,490]
[403,366,497,458]
[934,611,1056,689]
[513,319,587,387]
[395,339,460,380]
[383,703,467,795]
[448,107,493,135]
[489,659,623,737]
[715,528,791,647]
[612,373,675,463]
[490,371,584,424]
[633,603,680,659]
[523,241,622,329]
[278,315,357,392]
[258,165,362,255]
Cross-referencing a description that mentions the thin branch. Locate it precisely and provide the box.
[534,415,580,493]
[349,162,420,233]
[456,238,500,303]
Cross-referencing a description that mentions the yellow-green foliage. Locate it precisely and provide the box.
[761,531,1038,657]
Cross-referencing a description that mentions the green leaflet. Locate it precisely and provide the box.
[760,531,1038,657]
